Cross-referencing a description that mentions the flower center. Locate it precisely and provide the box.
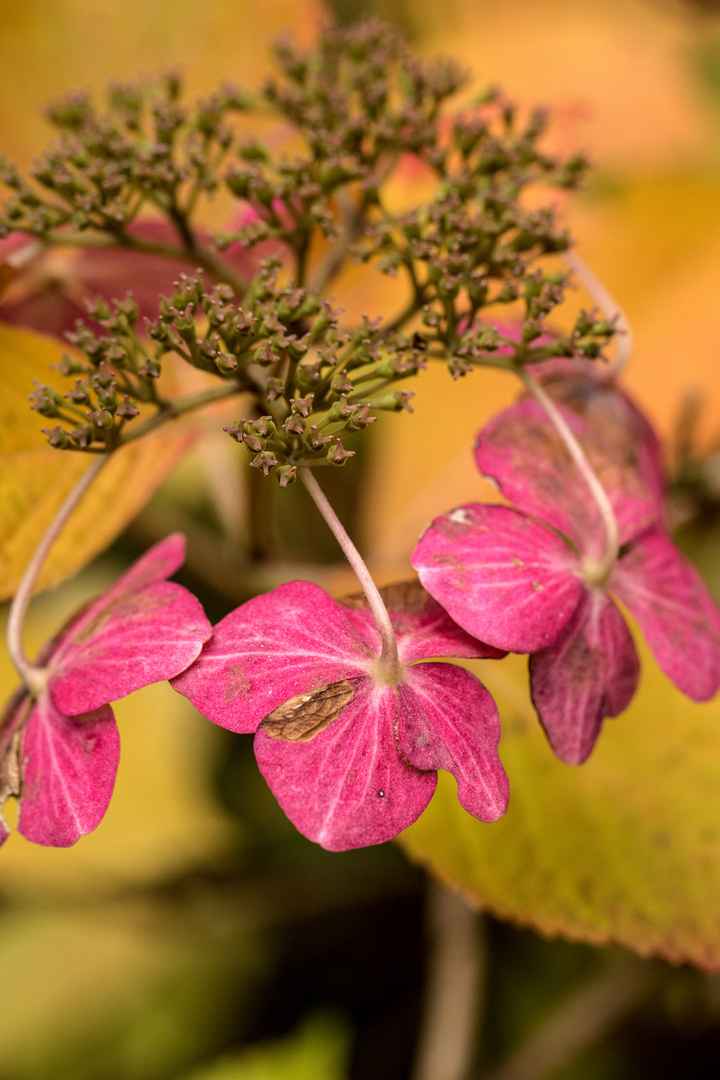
[370,655,406,688]
[580,554,613,589]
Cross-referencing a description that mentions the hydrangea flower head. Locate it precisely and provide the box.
[0,535,212,847]
[412,394,720,764]
[172,580,509,851]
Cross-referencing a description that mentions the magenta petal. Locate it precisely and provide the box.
[610,527,720,701]
[254,678,436,851]
[48,535,210,712]
[50,582,211,715]
[17,697,119,847]
[79,534,187,608]
[397,663,508,822]
[529,589,640,764]
[172,581,376,733]
[474,397,659,553]
[412,503,584,653]
[537,365,667,527]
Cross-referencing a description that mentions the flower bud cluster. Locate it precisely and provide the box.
[7,19,617,474]
[0,75,248,243]
[217,21,467,257]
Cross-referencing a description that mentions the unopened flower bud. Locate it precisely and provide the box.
[250,450,277,475]
[277,464,297,487]
[327,439,354,465]
[42,425,72,449]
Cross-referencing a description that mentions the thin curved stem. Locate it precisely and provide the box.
[300,469,400,675]
[520,369,620,581]
[6,454,110,695]
[563,251,632,377]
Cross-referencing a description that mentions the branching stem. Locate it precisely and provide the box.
[6,455,110,696]
[120,380,245,445]
[300,469,400,676]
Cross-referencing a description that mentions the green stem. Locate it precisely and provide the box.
[412,885,486,1080]
[476,957,653,1080]
[563,251,632,376]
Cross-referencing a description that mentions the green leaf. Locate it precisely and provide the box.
[399,643,720,971]
[178,1014,350,1080]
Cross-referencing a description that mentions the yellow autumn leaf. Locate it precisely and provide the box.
[0,322,196,600]
[0,0,324,176]
[400,640,720,971]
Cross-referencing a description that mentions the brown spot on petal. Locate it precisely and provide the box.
[0,729,23,810]
[260,680,356,742]
[224,663,251,702]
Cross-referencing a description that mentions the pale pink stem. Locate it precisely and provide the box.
[6,455,110,696]
[563,251,632,377]
[521,370,620,581]
[301,469,400,671]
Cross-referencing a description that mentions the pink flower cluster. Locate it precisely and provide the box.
[170,368,720,848]
[4,368,720,854]
[414,372,720,763]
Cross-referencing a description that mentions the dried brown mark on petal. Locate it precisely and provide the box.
[0,729,23,810]
[260,680,356,742]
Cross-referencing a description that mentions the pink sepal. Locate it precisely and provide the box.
[342,587,506,663]
[49,535,212,714]
[171,581,374,733]
[17,698,119,847]
[412,503,584,653]
[254,678,436,851]
[474,398,660,554]
[610,527,720,701]
[529,589,640,764]
[398,663,508,821]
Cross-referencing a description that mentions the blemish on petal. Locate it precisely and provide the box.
[260,680,356,742]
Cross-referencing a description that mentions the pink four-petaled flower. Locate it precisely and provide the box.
[0,535,212,847]
[172,580,509,851]
[412,395,720,764]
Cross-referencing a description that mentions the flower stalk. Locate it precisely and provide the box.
[6,454,110,696]
[300,468,401,680]
[520,368,620,584]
